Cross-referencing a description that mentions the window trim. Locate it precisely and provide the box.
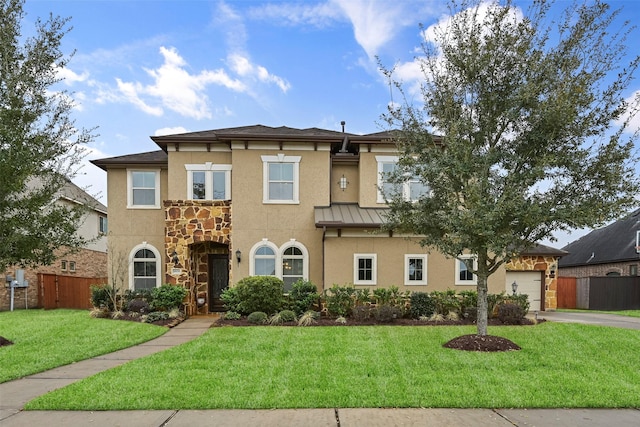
[261,154,301,204]
[405,254,428,285]
[69,261,76,273]
[249,239,309,289]
[98,216,108,234]
[185,163,232,200]
[249,239,279,277]
[128,243,161,290]
[455,255,477,285]
[280,240,309,290]
[354,253,377,285]
[376,156,428,203]
[127,169,161,209]
[61,260,67,271]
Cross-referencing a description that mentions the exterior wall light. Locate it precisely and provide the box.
[511,280,518,295]
[235,249,242,263]
[171,250,179,266]
[338,174,349,191]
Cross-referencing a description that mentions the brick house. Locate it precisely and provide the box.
[91,124,564,315]
[559,208,640,278]
[1,181,108,311]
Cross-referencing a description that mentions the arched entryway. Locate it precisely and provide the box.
[191,242,230,313]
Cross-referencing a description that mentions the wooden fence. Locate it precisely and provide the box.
[39,274,107,309]
[557,276,577,309]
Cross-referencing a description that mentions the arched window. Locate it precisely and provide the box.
[282,247,304,291]
[250,240,278,276]
[129,244,161,290]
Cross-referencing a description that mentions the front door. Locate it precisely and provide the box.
[208,254,229,312]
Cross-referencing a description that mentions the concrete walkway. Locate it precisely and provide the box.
[1,314,640,426]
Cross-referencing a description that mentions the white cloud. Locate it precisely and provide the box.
[155,126,188,136]
[55,64,90,85]
[72,144,109,204]
[248,2,344,27]
[227,54,291,93]
[616,89,640,135]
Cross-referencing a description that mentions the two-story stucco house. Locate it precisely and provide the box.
[92,124,564,315]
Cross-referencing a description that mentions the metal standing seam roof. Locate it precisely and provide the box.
[315,204,389,228]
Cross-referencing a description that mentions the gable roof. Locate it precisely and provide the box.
[90,150,168,171]
[559,208,640,267]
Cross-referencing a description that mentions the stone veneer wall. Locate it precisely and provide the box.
[506,255,559,310]
[164,200,231,315]
[0,248,107,311]
[559,260,640,279]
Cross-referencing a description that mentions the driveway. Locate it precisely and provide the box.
[541,311,640,330]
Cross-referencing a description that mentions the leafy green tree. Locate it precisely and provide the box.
[381,0,639,336]
[0,0,95,271]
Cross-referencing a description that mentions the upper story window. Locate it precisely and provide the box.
[261,154,301,204]
[127,170,160,209]
[456,255,477,285]
[185,163,231,200]
[376,156,429,203]
[99,216,108,234]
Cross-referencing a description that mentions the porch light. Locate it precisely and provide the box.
[511,281,518,295]
[338,174,349,191]
[171,250,179,266]
[549,263,556,278]
[235,249,242,263]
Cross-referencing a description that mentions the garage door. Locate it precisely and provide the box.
[505,271,542,311]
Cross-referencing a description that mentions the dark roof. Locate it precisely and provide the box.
[559,208,640,267]
[315,204,389,228]
[90,150,168,171]
[519,244,568,257]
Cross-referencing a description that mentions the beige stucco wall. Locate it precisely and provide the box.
[331,163,359,203]
[166,149,232,200]
[323,235,507,293]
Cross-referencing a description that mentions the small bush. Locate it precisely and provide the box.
[235,276,285,315]
[409,292,435,319]
[220,287,242,313]
[127,299,150,314]
[497,303,525,324]
[89,307,109,318]
[298,311,319,326]
[459,290,478,320]
[145,311,169,323]
[506,293,531,314]
[324,285,355,317]
[352,305,372,321]
[247,311,268,324]
[430,290,460,315]
[223,311,241,320]
[151,285,187,311]
[90,284,114,311]
[278,310,297,322]
[373,304,402,323]
[287,280,319,315]
[335,316,347,325]
[488,292,506,318]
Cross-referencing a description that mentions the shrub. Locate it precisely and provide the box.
[335,316,347,325]
[373,304,402,323]
[505,293,531,314]
[247,311,268,324]
[354,288,372,306]
[278,310,297,322]
[409,292,435,319]
[223,311,241,320]
[287,280,319,315]
[497,303,525,324]
[151,285,187,311]
[235,276,285,315]
[487,292,506,318]
[123,289,153,308]
[298,311,319,326]
[352,305,372,321]
[459,290,478,320]
[220,287,242,313]
[145,311,169,323]
[324,285,355,317]
[430,290,460,315]
[127,299,150,314]
[90,284,115,311]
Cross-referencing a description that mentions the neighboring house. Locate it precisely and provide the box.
[559,208,640,278]
[1,180,108,311]
[91,124,564,315]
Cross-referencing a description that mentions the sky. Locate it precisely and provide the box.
[20,0,640,248]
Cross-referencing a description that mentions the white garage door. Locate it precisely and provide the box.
[505,271,542,311]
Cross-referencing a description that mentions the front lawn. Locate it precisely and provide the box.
[0,309,167,383]
[26,322,640,409]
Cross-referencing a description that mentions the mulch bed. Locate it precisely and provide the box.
[214,316,541,352]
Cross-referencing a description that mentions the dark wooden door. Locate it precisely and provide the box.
[208,254,229,312]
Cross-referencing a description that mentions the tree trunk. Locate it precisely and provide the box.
[476,252,489,336]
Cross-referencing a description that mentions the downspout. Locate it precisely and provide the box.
[322,226,326,290]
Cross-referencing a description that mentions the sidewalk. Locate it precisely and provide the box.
[2,314,640,426]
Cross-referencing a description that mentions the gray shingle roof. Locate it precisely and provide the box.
[559,208,640,267]
[90,150,167,171]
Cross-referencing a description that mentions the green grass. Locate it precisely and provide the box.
[557,308,640,318]
[25,322,640,410]
[0,309,167,383]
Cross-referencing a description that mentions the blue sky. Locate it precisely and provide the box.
[21,0,640,247]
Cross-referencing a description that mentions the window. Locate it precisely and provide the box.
[127,170,160,208]
[630,265,638,276]
[250,240,278,276]
[262,155,301,204]
[129,244,161,290]
[249,239,309,290]
[354,254,377,285]
[99,216,108,234]
[69,261,76,273]
[61,260,67,271]
[405,254,427,285]
[455,255,477,285]
[376,156,429,203]
[281,244,309,292]
[185,163,232,200]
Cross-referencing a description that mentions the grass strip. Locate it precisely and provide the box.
[26,322,640,409]
[0,309,166,383]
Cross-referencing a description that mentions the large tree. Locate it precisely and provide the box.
[0,0,95,271]
[382,0,640,336]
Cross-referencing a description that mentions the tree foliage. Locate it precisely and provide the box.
[381,0,640,335]
[0,0,95,270]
